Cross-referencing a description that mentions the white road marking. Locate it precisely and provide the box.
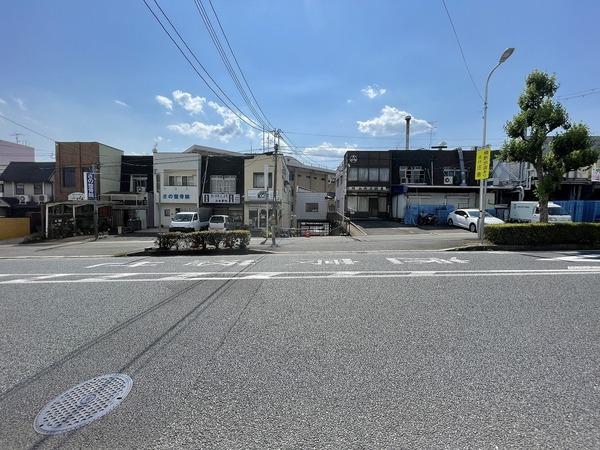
[1,268,600,283]
[298,259,358,265]
[386,257,469,265]
[183,259,256,267]
[85,261,164,268]
[537,254,600,262]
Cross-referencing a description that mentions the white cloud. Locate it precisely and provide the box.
[357,106,433,137]
[155,136,163,142]
[361,84,386,99]
[155,95,173,111]
[346,99,353,104]
[167,101,245,142]
[303,142,357,158]
[172,90,206,114]
[13,97,27,111]
[114,99,129,107]
[0,98,6,105]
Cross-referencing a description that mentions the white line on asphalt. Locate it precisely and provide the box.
[1,268,600,283]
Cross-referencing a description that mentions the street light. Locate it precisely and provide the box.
[478,47,515,243]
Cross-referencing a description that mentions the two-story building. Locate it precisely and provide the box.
[337,148,533,222]
[153,150,202,229]
[0,161,55,233]
[198,154,245,224]
[244,152,291,232]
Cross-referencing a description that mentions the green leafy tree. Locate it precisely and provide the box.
[501,70,599,222]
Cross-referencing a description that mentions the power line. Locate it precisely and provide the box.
[206,0,274,130]
[440,0,483,101]
[0,113,56,142]
[193,0,271,131]
[557,88,599,101]
[141,0,263,131]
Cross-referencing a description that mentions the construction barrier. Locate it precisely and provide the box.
[0,217,31,240]
[404,205,455,225]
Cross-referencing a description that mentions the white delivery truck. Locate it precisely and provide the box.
[169,207,212,232]
[509,201,572,223]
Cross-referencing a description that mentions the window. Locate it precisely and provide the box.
[62,167,76,187]
[297,174,302,178]
[348,168,358,181]
[210,175,236,193]
[156,174,160,191]
[357,196,369,212]
[398,166,425,183]
[443,167,461,178]
[368,168,379,182]
[305,203,319,213]
[131,176,147,192]
[289,172,295,181]
[379,168,389,182]
[34,183,42,195]
[253,172,272,188]
[164,208,171,216]
[167,175,195,186]
[15,183,25,195]
[358,167,368,182]
[0,182,3,194]
[175,208,181,214]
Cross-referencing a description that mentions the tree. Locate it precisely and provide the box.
[501,70,599,222]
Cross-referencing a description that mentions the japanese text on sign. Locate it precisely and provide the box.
[475,147,491,180]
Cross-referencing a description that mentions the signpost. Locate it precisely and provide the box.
[475,147,492,242]
[83,171,96,200]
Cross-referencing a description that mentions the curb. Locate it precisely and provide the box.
[120,248,274,257]
[447,244,600,251]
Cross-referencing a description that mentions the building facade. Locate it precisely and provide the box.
[0,140,35,175]
[153,151,202,228]
[0,162,54,204]
[54,142,123,201]
[199,154,245,224]
[243,153,291,232]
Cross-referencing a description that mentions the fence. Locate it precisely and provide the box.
[404,205,455,226]
[0,217,30,240]
[554,200,600,223]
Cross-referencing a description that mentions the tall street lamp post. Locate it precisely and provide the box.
[478,47,515,242]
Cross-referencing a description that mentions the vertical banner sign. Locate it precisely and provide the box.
[475,147,491,180]
[83,171,96,200]
[263,164,269,191]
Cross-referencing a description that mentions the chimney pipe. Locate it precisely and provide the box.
[405,115,411,150]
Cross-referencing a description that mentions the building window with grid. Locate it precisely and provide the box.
[253,172,272,189]
[348,168,358,181]
[15,183,25,195]
[398,166,425,184]
[210,175,236,193]
[167,175,195,186]
[34,183,43,195]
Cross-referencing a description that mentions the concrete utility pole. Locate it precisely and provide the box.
[405,115,412,150]
[92,164,99,240]
[271,129,281,247]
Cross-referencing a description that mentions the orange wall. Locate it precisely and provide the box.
[0,218,30,240]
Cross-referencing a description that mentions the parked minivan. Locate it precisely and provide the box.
[509,201,572,223]
[208,215,233,230]
[169,212,210,232]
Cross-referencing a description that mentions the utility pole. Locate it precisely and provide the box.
[92,163,99,240]
[271,129,281,247]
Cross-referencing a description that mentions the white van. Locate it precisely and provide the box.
[208,215,233,231]
[509,201,572,223]
[169,212,210,232]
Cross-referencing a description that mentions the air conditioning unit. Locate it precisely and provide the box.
[136,186,146,193]
[443,176,453,185]
[18,195,30,204]
[37,194,50,203]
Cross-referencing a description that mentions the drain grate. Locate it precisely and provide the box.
[34,373,133,435]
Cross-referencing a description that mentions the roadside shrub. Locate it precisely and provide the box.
[155,232,182,250]
[484,223,600,246]
[154,230,251,251]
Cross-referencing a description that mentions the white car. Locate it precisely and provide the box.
[169,212,209,232]
[208,215,233,231]
[447,209,504,232]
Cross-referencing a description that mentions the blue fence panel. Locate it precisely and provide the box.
[555,200,600,222]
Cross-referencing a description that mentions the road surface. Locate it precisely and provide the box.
[1,250,599,448]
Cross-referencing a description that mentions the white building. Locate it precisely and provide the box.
[153,150,202,228]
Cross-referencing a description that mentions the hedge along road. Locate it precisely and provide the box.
[1,249,600,448]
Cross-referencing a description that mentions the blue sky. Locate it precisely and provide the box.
[1,0,599,167]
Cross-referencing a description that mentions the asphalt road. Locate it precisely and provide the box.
[1,250,600,448]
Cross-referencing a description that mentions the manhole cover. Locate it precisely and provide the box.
[34,373,133,435]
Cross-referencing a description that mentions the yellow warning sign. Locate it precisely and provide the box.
[475,147,491,180]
